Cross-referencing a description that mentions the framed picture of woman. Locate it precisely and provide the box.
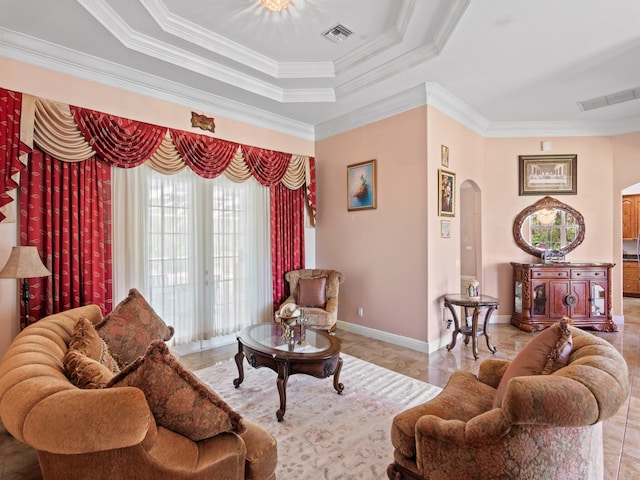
[438,169,455,217]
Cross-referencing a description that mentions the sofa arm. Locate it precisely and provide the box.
[415,408,509,449]
[477,358,510,388]
[22,387,153,454]
[501,374,600,426]
[325,297,338,315]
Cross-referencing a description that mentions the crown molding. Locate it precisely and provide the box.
[3,27,639,144]
[484,117,640,138]
[334,0,468,100]
[425,83,491,135]
[333,0,414,75]
[139,0,336,79]
[0,29,315,141]
[315,85,426,140]
[77,0,335,103]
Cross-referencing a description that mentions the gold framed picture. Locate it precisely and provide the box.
[347,159,377,211]
[441,145,449,167]
[438,169,455,217]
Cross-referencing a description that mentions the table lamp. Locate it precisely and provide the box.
[0,246,52,328]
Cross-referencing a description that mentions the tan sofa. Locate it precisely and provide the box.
[0,305,277,480]
[388,326,629,480]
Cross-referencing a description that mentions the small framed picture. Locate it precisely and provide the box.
[347,159,377,211]
[441,220,451,238]
[438,169,455,217]
[441,145,449,167]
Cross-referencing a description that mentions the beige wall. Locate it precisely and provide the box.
[317,107,635,351]
[3,58,640,357]
[484,136,616,318]
[315,106,429,341]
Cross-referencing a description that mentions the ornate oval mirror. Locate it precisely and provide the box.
[512,196,585,257]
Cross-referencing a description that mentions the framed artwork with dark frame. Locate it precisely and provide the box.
[518,154,577,195]
[438,169,455,217]
[347,159,377,211]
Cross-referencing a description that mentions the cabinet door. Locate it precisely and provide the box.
[590,280,608,317]
[623,196,637,240]
[531,280,548,318]
[568,280,589,318]
[635,196,640,240]
[549,280,571,318]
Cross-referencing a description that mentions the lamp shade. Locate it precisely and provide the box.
[0,246,51,279]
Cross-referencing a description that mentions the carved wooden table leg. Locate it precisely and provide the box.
[276,359,290,422]
[233,341,244,388]
[333,356,344,394]
[445,298,460,352]
[483,305,498,354]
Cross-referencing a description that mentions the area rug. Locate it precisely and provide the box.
[195,353,441,480]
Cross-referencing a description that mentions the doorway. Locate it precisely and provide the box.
[459,180,482,292]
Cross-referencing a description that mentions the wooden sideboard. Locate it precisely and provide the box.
[511,262,616,332]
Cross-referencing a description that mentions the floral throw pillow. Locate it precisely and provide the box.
[107,340,244,441]
[493,317,573,408]
[95,288,174,368]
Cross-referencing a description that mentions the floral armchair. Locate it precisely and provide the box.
[278,269,344,333]
[387,325,629,480]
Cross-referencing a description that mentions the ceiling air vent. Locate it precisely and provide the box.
[322,23,353,44]
[578,86,640,111]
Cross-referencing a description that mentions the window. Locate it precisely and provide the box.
[112,164,272,348]
[529,210,579,251]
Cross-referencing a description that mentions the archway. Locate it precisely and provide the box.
[459,180,482,292]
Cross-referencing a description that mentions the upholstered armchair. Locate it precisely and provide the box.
[278,269,344,333]
[388,325,629,480]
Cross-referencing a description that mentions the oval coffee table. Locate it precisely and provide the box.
[234,323,344,422]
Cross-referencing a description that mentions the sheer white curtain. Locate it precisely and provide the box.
[112,163,272,347]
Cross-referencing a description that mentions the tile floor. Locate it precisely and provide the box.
[1,299,639,479]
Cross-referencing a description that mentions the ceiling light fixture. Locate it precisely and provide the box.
[260,0,291,12]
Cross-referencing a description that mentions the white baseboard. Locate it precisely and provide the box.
[336,313,513,355]
[613,314,625,325]
[335,320,433,353]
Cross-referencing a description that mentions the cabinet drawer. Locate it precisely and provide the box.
[624,268,639,280]
[624,279,640,294]
[532,269,569,279]
[571,269,607,279]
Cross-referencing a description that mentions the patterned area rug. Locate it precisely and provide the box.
[195,353,441,480]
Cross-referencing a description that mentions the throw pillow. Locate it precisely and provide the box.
[107,340,244,441]
[493,317,573,408]
[298,277,327,308]
[95,288,174,368]
[63,317,120,388]
[63,350,115,389]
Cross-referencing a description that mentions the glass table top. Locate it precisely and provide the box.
[239,323,331,354]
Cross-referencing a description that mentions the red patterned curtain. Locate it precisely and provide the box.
[171,130,238,178]
[270,183,305,308]
[0,89,30,221]
[71,106,167,168]
[19,148,112,325]
[243,146,291,187]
